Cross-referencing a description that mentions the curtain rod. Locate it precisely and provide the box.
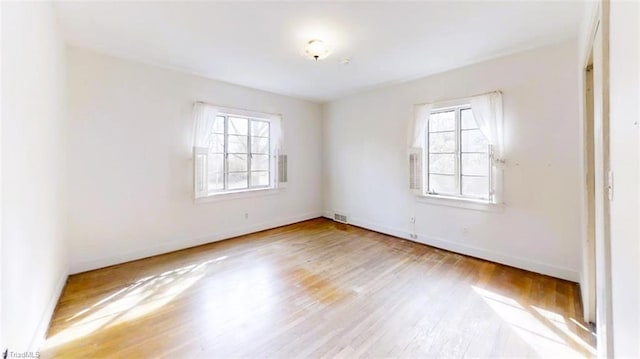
[414,90,502,107]
[195,101,283,118]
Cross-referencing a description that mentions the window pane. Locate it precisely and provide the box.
[251,137,269,154]
[228,117,248,135]
[251,120,269,137]
[428,174,456,195]
[429,131,456,153]
[462,176,489,199]
[208,154,224,173]
[461,129,489,153]
[250,171,269,187]
[461,153,489,176]
[461,108,477,129]
[227,172,248,190]
[213,116,225,134]
[209,134,224,153]
[228,135,248,153]
[429,154,455,175]
[251,154,269,171]
[429,110,455,132]
[208,172,224,190]
[228,154,248,172]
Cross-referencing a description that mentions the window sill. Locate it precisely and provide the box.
[416,194,503,212]
[195,187,282,204]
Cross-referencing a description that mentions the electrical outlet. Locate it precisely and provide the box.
[410,234,418,239]
[409,217,415,224]
[462,227,469,236]
[244,213,249,219]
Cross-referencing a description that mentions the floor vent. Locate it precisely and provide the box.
[333,212,348,223]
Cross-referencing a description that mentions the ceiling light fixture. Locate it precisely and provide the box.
[304,39,331,61]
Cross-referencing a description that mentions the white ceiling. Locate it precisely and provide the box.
[54,1,587,103]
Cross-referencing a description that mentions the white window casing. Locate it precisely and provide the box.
[410,92,504,206]
[192,102,284,200]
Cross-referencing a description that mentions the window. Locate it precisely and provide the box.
[426,104,492,201]
[193,103,283,200]
[208,114,271,192]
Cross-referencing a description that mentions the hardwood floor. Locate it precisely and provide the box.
[42,218,595,358]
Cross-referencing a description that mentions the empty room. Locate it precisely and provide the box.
[1,0,639,358]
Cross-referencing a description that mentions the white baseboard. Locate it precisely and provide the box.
[322,211,579,282]
[71,211,323,274]
[29,271,67,351]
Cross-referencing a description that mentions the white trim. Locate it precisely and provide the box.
[29,272,67,351]
[193,104,282,200]
[417,194,504,212]
[578,0,601,325]
[424,102,497,203]
[195,187,283,204]
[322,212,579,282]
[70,211,323,274]
[416,91,502,109]
[431,97,471,110]
[195,101,281,121]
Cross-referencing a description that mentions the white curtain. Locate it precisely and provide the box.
[471,91,504,204]
[408,103,433,148]
[269,114,286,187]
[193,102,218,149]
[470,92,504,163]
[269,114,284,153]
[192,102,218,199]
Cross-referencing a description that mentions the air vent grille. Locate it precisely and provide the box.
[278,154,288,183]
[333,213,348,223]
[409,152,422,191]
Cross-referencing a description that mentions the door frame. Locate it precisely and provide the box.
[582,54,596,324]
[581,1,614,357]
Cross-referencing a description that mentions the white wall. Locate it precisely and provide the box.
[67,47,323,273]
[1,2,69,352]
[608,0,639,356]
[324,41,582,281]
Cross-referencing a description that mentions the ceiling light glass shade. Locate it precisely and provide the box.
[304,39,331,60]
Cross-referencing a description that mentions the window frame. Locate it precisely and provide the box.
[211,114,272,193]
[195,106,281,202]
[424,103,494,203]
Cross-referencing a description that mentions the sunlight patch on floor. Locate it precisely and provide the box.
[202,262,279,330]
[531,306,596,356]
[43,257,227,349]
[472,286,593,358]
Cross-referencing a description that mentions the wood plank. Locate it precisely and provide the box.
[41,218,596,358]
